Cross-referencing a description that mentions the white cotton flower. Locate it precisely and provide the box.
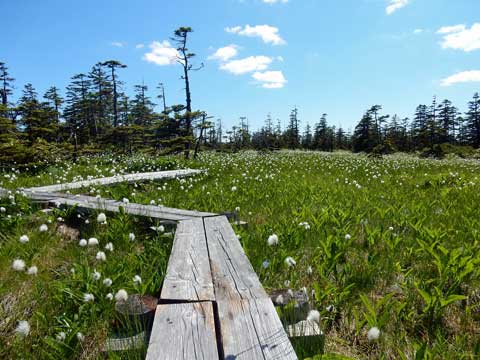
[27,266,38,275]
[285,256,296,267]
[19,235,29,244]
[345,234,351,240]
[267,234,279,246]
[76,332,85,342]
[103,278,112,287]
[133,275,142,285]
[93,270,101,281]
[79,239,87,247]
[106,293,113,300]
[388,226,394,231]
[326,305,334,312]
[56,331,66,341]
[231,186,237,192]
[83,293,95,302]
[97,213,107,223]
[88,238,99,246]
[39,224,48,232]
[0,207,5,213]
[262,260,270,269]
[105,242,114,252]
[115,289,128,302]
[128,233,136,241]
[15,320,30,336]
[12,259,26,271]
[306,266,313,275]
[284,280,291,288]
[96,251,106,261]
[367,327,381,341]
[85,219,90,224]
[306,310,321,323]
[122,198,129,204]
[275,294,285,305]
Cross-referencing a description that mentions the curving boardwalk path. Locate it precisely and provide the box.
[1,169,297,360]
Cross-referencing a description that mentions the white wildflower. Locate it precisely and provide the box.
[106,293,113,300]
[56,331,66,341]
[128,233,135,241]
[133,275,142,285]
[306,310,321,323]
[96,251,106,261]
[103,278,113,287]
[97,212,107,223]
[79,239,87,247]
[367,327,380,341]
[267,234,279,246]
[93,270,101,281]
[326,305,334,312]
[15,320,30,336]
[39,224,48,232]
[284,280,291,288]
[83,293,95,302]
[27,266,38,275]
[76,332,85,342]
[115,289,128,302]
[275,294,285,305]
[12,259,26,271]
[0,207,5,213]
[345,234,351,240]
[88,238,99,246]
[19,235,29,244]
[388,226,394,231]
[105,242,114,252]
[262,260,270,269]
[307,266,313,275]
[285,256,296,267]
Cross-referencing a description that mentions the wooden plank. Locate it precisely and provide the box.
[25,169,203,193]
[216,298,297,360]
[204,216,297,359]
[161,218,215,301]
[20,190,214,221]
[204,216,268,301]
[146,302,219,360]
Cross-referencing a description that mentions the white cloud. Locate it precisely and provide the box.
[220,56,272,75]
[111,41,126,48]
[437,23,480,52]
[386,0,409,15]
[143,41,179,66]
[441,70,480,86]
[226,24,286,45]
[252,70,287,88]
[135,43,145,49]
[413,29,423,34]
[208,45,239,62]
[262,0,288,3]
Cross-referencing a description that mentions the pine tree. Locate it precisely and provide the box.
[352,109,376,152]
[43,86,64,124]
[101,60,127,128]
[437,99,457,143]
[465,93,480,147]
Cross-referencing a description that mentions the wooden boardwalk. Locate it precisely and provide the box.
[1,170,297,359]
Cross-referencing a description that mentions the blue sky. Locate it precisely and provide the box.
[4,0,480,132]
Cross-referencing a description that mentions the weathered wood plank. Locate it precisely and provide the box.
[19,190,214,221]
[204,216,297,359]
[146,302,219,360]
[161,218,215,301]
[24,169,203,193]
[216,298,297,360]
[204,215,268,301]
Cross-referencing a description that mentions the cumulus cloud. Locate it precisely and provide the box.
[386,0,409,15]
[252,70,287,88]
[220,56,273,75]
[226,24,286,45]
[413,29,424,34]
[143,41,179,66]
[135,43,145,49]
[441,70,480,86]
[111,41,126,48]
[437,23,480,52]
[208,45,239,62]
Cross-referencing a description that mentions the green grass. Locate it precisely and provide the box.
[1,150,480,359]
